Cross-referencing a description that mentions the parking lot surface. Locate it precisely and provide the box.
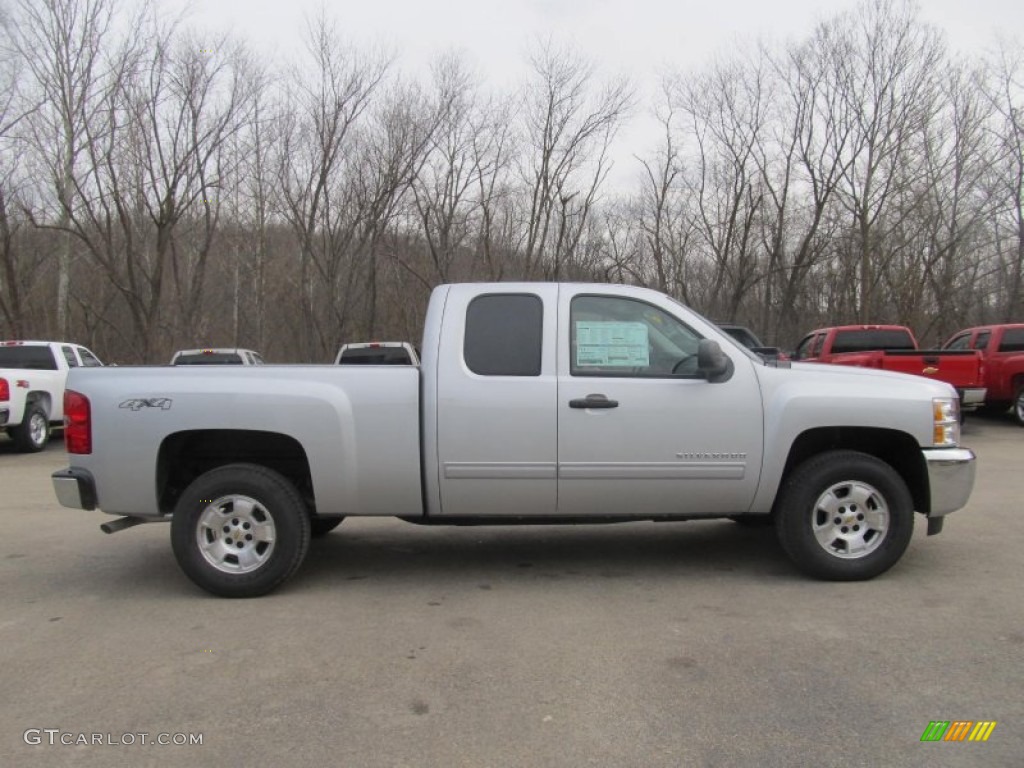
[1,416,1021,767]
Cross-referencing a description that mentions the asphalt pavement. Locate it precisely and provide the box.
[1,415,1021,767]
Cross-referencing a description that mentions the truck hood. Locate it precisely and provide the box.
[751,360,960,452]
[785,361,959,399]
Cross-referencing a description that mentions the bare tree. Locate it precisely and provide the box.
[274,10,390,359]
[635,79,697,300]
[13,0,119,337]
[519,41,631,279]
[0,7,37,337]
[984,39,1024,321]
[762,26,856,342]
[675,49,770,321]
[832,0,946,321]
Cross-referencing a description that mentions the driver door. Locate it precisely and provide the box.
[556,289,764,517]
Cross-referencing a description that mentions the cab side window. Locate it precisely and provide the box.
[570,295,702,377]
[61,346,79,367]
[998,329,1024,352]
[464,294,543,376]
[972,331,990,352]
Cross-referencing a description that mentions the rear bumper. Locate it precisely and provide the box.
[52,468,97,511]
[921,447,976,517]
[957,387,987,409]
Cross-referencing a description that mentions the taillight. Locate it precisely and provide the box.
[0,377,8,402]
[64,389,92,454]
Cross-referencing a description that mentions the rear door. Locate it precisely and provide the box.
[556,288,764,517]
[433,285,558,517]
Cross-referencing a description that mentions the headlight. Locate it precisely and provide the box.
[932,397,960,447]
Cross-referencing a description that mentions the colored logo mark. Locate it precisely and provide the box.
[920,720,997,742]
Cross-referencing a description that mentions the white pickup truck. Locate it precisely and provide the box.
[51,283,976,597]
[1,341,103,452]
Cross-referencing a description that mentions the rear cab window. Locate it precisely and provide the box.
[463,294,543,376]
[339,346,416,365]
[173,352,245,365]
[0,345,58,370]
[831,329,915,354]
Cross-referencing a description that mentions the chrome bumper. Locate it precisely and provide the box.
[52,468,97,511]
[921,448,976,517]
[958,388,987,409]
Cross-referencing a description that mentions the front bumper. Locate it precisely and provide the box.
[52,468,97,511]
[921,447,976,517]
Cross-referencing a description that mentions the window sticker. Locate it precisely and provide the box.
[575,321,649,367]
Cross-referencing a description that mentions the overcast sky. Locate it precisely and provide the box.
[170,0,1022,189]
[176,0,1020,72]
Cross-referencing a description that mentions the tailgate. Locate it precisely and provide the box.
[880,350,983,388]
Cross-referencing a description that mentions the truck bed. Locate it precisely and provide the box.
[62,365,424,519]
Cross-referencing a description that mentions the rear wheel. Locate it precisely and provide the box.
[1013,385,1024,426]
[775,450,914,581]
[171,464,311,597]
[10,404,49,453]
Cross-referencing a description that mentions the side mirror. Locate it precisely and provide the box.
[697,339,733,383]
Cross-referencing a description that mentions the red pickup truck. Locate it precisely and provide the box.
[942,323,1024,424]
[792,325,987,412]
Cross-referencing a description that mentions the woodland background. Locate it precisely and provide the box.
[0,0,1021,362]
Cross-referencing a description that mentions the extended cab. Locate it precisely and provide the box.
[51,284,976,597]
[792,325,986,411]
[0,341,103,452]
[942,324,1024,424]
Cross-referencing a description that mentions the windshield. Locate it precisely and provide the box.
[663,296,762,363]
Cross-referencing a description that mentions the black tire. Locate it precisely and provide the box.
[10,403,50,453]
[1013,385,1024,427]
[170,463,311,597]
[310,516,344,538]
[977,402,1010,416]
[774,450,914,581]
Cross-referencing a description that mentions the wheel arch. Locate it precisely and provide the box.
[157,430,314,516]
[779,427,929,514]
[26,391,52,419]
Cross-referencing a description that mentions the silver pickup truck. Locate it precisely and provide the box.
[52,283,976,597]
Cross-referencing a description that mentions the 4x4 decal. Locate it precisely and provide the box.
[119,398,173,411]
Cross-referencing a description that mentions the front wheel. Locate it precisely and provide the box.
[10,404,50,453]
[774,450,914,581]
[171,464,311,597]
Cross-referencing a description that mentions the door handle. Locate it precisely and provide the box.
[569,393,619,409]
